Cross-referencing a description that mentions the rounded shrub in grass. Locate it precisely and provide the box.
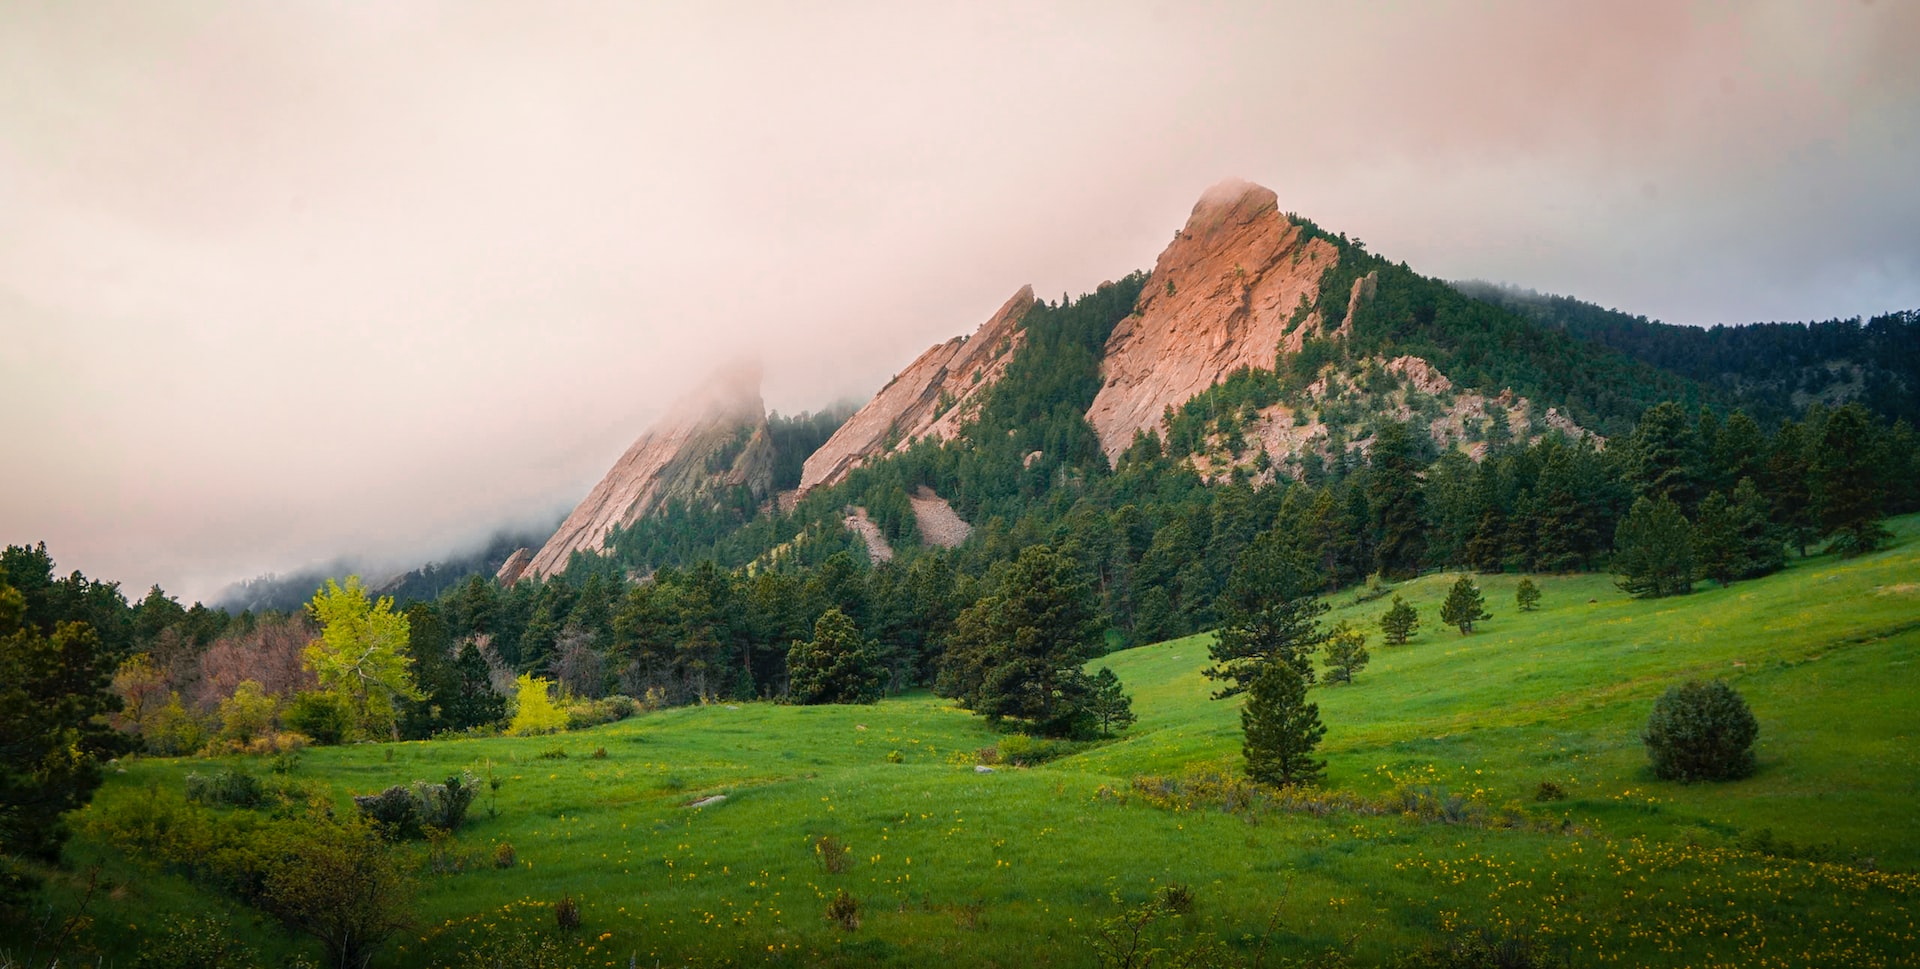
[1643,680,1758,782]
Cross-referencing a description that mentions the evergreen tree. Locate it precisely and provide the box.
[1613,497,1695,598]
[1530,444,1593,572]
[938,546,1102,737]
[1086,666,1137,738]
[1515,578,1541,612]
[444,642,506,730]
[1439,576,1491,635]
[1321,621,1370,685]
[1241,660,1325,787]
[1367,422,1427,580]
[1811,404,1892,556]
[1763,420,1816,556]
[1206,531,1328,698]
[1627,401,1705,511]
[786,607,884,705]
[1379,595,1420,645]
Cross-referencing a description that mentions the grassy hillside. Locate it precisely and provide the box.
[57,517,1920,968]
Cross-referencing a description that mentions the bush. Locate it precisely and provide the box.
[1156,883,1195,915]
[509,674,568,736]
[1644,680,1758,782]
[351,771,478,838]
[565,694,639,731]
[493,841,517,869]
[813,834,851,874]
[284,691,354,745]
[825,888,860,930]
[555,894,581,931]
[133,915,260,969]
[1533,781,1567,802]
[996,733,1076,766]
[184,769,265,809]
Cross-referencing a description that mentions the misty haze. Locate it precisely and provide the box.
[3,3,1918,967]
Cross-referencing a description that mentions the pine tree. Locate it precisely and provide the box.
[1439,576,1491,635]
[1515,578,1541,612]
[1613,497,1695,598]
[1627,401,1705,512]
[1763,420,1816,557]
[1321,622,1370,685]
[1241,660,1325,787]
[1368,422,1427,580]
[1087,667,1137,738]
[1812,404,1892,556]
[1728,478,1786,579]
[786,607,884,705]
[1207,531,1327,698]
[1379,595,1420,645]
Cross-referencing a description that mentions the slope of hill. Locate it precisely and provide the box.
[1455,281,1920,424]
[67,516,1920,967]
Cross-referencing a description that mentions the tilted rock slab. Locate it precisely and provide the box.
[1087,178,1340,461]
[798,285,1037,494]
[522,366,773,580]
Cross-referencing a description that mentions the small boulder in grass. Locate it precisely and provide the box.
[974,765,995,774]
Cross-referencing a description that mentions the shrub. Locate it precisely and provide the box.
[538,746,568,760]
[813,834,851,874]
[886,749,904,764]
[1156,883,1195,915]
[133,915,260,969]
[493,841,517,869]
[825,888,860,930]
[352,771,478,838]
[184,769,265,809]
[996,733,1080,766]
[1385,926,1569,968]
[1533,781,1567,802]
[509,674,568,736]
[1644,680,1759,782]
[591,746,608,760]
[565,694,639,731]
[284,691,354,745]
[554,894,581,930]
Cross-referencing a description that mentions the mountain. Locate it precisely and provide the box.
[799,285,1037,494]
[1453,281,1920,424]
[511,364,774,582]
[1086,178,1344,459]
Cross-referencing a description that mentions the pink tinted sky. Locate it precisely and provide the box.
[3,1,1917,600]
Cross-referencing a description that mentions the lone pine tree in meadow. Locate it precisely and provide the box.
[1321,621,1370,685]
[1241,659,1325,786]
[1207,530,1327,698]
[1379,594,1420,645]
[1439,576,1490,635]
[1515,578,1541,612]
[1087,666,1137,738]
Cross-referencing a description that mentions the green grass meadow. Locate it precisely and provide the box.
[55,516,1920,967]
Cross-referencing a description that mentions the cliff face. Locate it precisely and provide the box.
[521,367,773,580]
[797,285,1036,494]
[1085,179,1340,460]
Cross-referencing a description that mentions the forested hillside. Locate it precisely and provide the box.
[1455,281,1920,424]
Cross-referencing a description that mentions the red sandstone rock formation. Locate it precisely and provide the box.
[1086,178,1341,460]
[797,285,1036,494]
[522,365,772,580]
[494,547,533,586]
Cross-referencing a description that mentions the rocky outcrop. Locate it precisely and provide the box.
[843,507,894,563]
[1086,178,1340,460]
[495,547,533,586]
[522,365,773,580]
[798,285,1037,494]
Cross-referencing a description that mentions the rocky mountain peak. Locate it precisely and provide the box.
[1085,178,1341,459]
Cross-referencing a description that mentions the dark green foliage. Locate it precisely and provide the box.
[1459,282,1920,427]
[1206,530,1328,697]
[556,893,582,930]
[1812,404,1893,556]
[284,690,354,745]
[1626,401,1705,510]
[1368,421,1428,579]
[1384,925,1571,969]
[0,579,125,868]
[938,546,1102,737]
[1086,666,1137,738]
[1439,576,1490,634]
[1515,578,1541,612]
[1643,681,1759,782]
[1241,660,1325,787]
[351,772,479,839]
[184,769,265,809]
[1321,621,1370,685]
[1380,595,1420,645]
[786,607,884,705]
[1694,480,1785,586]
[1613,497,1695,598]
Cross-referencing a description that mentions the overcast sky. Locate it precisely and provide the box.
[4,1,1917,601]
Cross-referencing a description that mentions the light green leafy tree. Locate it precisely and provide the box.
[509,673,568,736]
[305,577,421,741]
